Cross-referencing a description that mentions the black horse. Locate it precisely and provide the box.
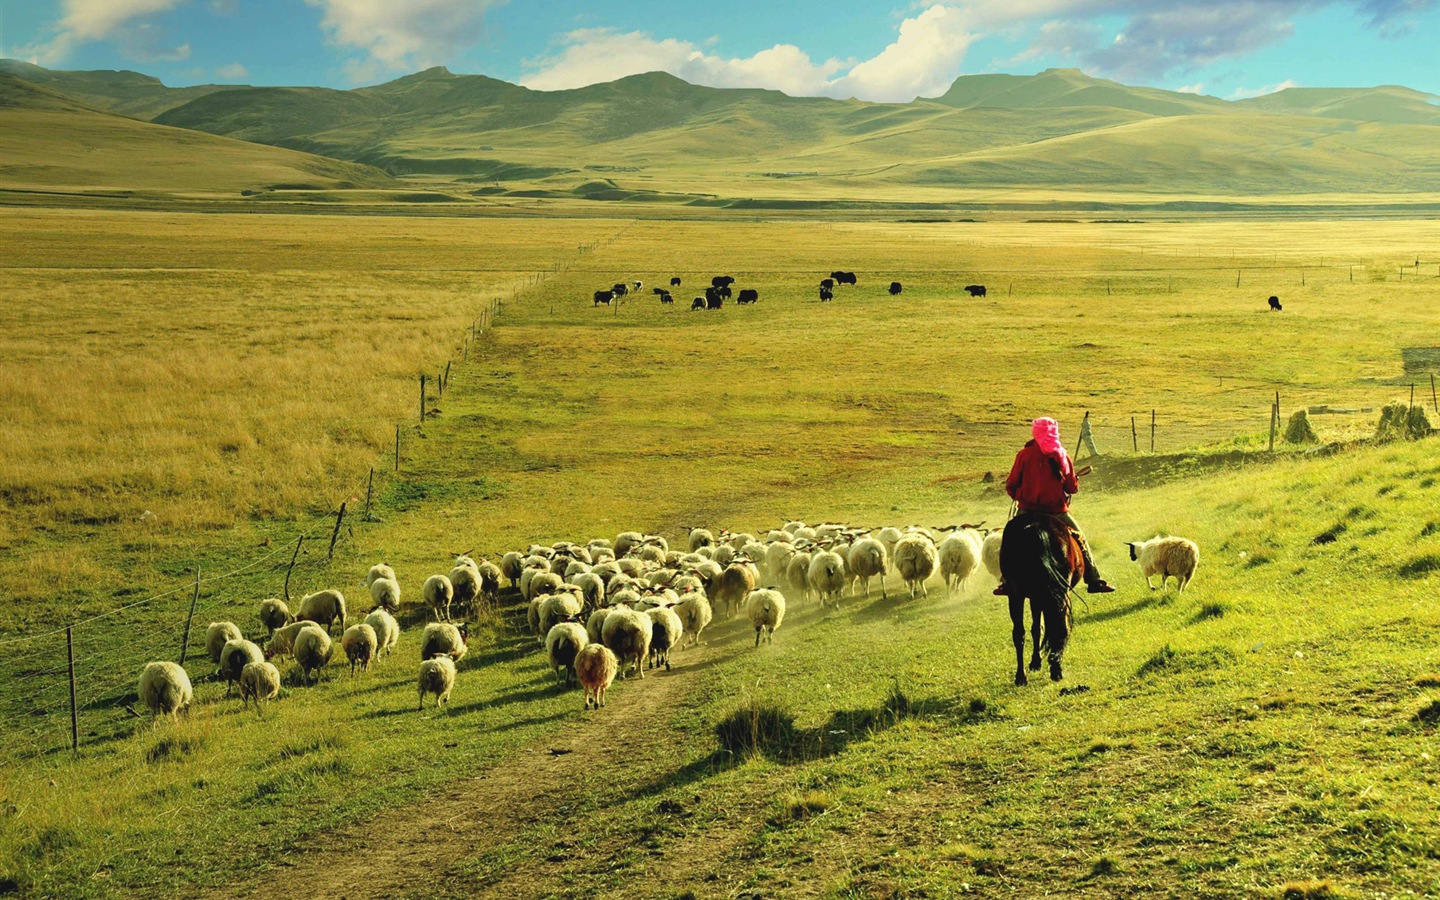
[998,513,1080,686]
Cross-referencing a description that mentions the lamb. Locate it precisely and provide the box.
[893,534,938,599]
[786,551,813,603]
[369,577,401,612]
[708,562,757,619]
[219,638,264,695]
[674,593,712,647]
[1127,536,1200,592]
[449,561,482,613]
[137,661,192,720]
[545,622,589,686]
[364,608,400,658]
[646,606,684,671]
[420,621,469,662]
[293,624,333,684]
[418,656,457,710]
[807,550,846,608]
[982,530,1003,580]
[264,620,309,660]
[239,661,281,712]
[295,589,346,635]
[847,537,888,599]
[206,621,243,665]
[423,574,454,622]
[366,563,396,587]
[746,588,786,646]
[257,599,292,636]
[575,644,618,709]
[601,606,652,679]
[937,530,983,596]
[342,623,378,675]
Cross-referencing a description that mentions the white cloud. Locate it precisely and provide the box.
[1176,82,1205,94]
[306,0,507,74]
[522,4,975,102]
[216,62,248,79]
[1229,79,1300,99]
[18,0,187,64]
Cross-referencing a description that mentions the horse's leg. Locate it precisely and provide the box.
[1009,594,1027,686]
[1028,596,1043,671]
[1046,593,1069,683]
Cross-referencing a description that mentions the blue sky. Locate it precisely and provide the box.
[3,1,1437,102]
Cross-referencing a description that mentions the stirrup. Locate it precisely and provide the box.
[1086,582,1115,594]
[992,584,1009,596]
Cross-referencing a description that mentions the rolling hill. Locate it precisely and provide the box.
[0,73,395,196]
[3,60,1439,202]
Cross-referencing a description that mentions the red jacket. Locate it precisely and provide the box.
[1006,440,1078,514]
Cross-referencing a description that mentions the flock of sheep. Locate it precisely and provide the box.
[588,271,921,309]
[134,520,1199,721]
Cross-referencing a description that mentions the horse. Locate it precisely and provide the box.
[998,513,1082,686]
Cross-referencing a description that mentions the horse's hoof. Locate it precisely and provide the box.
[1015,673,1028,687]
[1050,665,1063,682]
[1028,659,1042,672]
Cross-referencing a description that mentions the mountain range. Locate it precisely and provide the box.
[2,58,1438,203]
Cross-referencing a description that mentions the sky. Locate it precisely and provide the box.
[2,1,1438,102]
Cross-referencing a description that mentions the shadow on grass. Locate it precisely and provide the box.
[1080,595,1158,624]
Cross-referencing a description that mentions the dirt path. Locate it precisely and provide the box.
[211,628,736,900]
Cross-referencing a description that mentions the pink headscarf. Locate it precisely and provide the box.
[1032,417,1067,461]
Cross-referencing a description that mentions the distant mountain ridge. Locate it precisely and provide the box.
[3,59,1439,198]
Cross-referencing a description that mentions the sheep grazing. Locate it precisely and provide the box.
[1127,536,1201,592]
[546,622,589,686]
[708,562,757,619]
[937,530,982,596]
[647,606,684,671]
[889,281,903,295]
[893,534,938,599]
[746,588,786,647]
[420,622,469,662]
[364,608,400,658]
[293,624,333,684]
[219,639,264,695]
[206,621,243,666]
[239,661,281,712]
[449,561,482,614]
[423,574,455,622]
[807,550,846,609]
[601,606,652,680]
[847,538,888,599]
[257,599,292,636]
[137,661,192,720]
[369,577,401,612]
[366,563,396,588]
[264,620,309,660]
[674,594,713,648]
[500,551,524,587]
[342,623,378,676]
[296,589,347,636]
[982,530,1003,581]
[786,551,813,604]
[670,276,682,287]
[418,656,457,710]
[575,644,619,709]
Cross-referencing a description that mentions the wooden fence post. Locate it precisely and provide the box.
[178,566,200,666]
[1236,270,1242,288]
[1410,383,1416,413]
[1431,374,1436,413]
[327,502,347,562]
[394,425,401,473]
[1150,410,1156,453]
[284,536,303,603]
[67,625,78,752]
[363,467,374,521]
[419,375,427,425]
[1074,411,1089,458]
[1268,400,1278,452]
[1131,416,1138,453]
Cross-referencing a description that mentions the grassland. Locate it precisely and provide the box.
[2,211,1440,897]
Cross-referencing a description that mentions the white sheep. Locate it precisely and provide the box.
[545,622,589,686]
[219,638,264,695]
[366,563,396,588]
[688,528,716,552]
[763,542,796,583]
[206,621,243,665]
[137,661,192,720]
[295,589,346,635]
[601,606,652,679]
[342,623,378,675]
[674,593,712,647]
[1127,536,1201,592]
[746,588,786,646]
[708,562,756,619]
[500,551,524,587]
[420,622,468,662]
[257,599,292,636]
[807,550,846,609]
[239,661,281,712]
[893,534,938,599]
[477,560,502,600]
[573,572,605,609]
[418,656,456,710]
[449,562,481,614]
[646,606,684,671]
[847,538,888,599]
[293,624,333,684]
[876,526,903,560]
[364,608,399,658]
[423,574,454,622]
[369,577,401,612]
[526,571,565,603]
[982,530,1003,580]
[786,551,813,604]
[538,591,583,643]
[585,607,612,645]
[614,531,645,557]
[264,620,308,660]
[937,530,983,596]
[575,644,618,709]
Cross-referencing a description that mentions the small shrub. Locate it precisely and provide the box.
[881,682,914,722]
[145,734,203,764]
[771,790,830,824]
[947,844,1004,876]
[1283,410,1318,444]
[1088,855,1120,878]
[714,701,796,758]
[1281,878,1339,899]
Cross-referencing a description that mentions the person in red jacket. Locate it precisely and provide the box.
[993,417,1114,595]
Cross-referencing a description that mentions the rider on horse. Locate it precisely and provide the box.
[994,417,1115,596]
